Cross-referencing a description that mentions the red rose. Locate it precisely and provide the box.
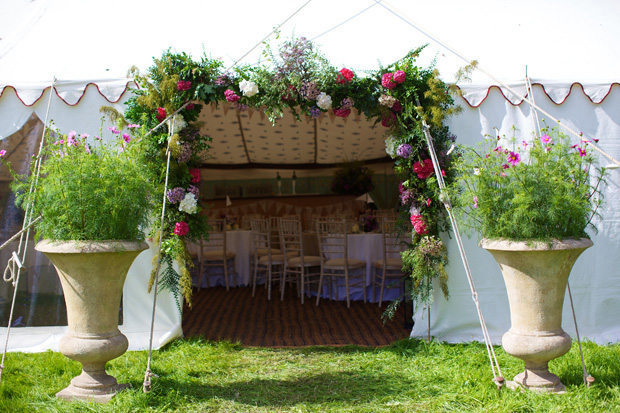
[189,168,201,183]
[156,107,167,122]
[333,108,351,118]
[337,68,355,84]
[177,80,192,91]
[413,159,434,179]
[174,221,189,236]
[381,112,396,127]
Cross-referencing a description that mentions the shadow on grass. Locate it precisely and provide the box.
[142,369,420,409]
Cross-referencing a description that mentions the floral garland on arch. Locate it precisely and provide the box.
[124,39,458,312]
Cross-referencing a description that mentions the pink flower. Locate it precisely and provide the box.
[381,72,396,89]
[473,196,478,209]
[507,151,520,166]
[540,134,552,145]
[333,108,351,118]
[156,107,167,122]
[502,164,510,169]
[391,100,402,112]
[68,130,77,139]
[108,126,120,134]
[0,149,6,159]
[127,123,140,129]
[84,144,91,154]
[189,168,201,183]
[224,89,240,102]
[123,133,131,143]
[426,198,431,207]
[177,80,192,91]
[522,140,528,148]
[413,159,434,179]
[174,221,189,236]
[337,68,354,84]
[410,214,428,234]
[393,70,406,83]
[578,147,587,157]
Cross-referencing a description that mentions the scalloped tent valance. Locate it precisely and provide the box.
[2,78,618,168]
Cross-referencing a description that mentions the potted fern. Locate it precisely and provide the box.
[3,124,157,402]
[451,125,607,392]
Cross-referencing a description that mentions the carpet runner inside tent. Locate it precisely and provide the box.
[182,286,411,347]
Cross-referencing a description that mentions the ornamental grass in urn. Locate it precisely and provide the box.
[450,124,608,393]
[2,122,158,402]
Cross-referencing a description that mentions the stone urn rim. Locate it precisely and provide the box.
[480,237,593,252]
[35,239,149,254]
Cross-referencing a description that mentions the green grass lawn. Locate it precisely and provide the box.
[1,338,619,412]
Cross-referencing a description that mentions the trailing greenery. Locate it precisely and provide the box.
[2,123,157,241]
[1,338,619,412]
[451,125,607,242]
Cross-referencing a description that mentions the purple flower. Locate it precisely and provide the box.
[167,187,186,204]
[309,106,322,119]
[187,185,200,199]
[177,142,192,163]
[396,143,412,158]
[340,97,354,110]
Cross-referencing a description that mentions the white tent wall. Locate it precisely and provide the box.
[0,80,182,352]
[410,82,620,344]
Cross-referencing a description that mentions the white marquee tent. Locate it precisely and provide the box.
[0,0,619,351]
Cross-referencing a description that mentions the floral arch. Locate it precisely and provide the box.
[124,38,459,310]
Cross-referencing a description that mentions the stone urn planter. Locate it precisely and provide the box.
[35,240,148,403]
[480,238,593,393]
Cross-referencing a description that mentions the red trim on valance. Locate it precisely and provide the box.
[0,81,139,107]
[454,82,620,108]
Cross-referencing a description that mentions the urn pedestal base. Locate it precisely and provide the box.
[56,329,130,402]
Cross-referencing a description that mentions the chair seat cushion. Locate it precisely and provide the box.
[258,254,286,265]
[256,248,281,257]
[324,258,365,270]
[288,255,321,267]
[203,250,235,260]
[373,257,403,270]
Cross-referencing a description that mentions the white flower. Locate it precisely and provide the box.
[178,193,198,214]
[169,115,187,134]
[409,205,420,216]
[384,136,398,158]
[239,80,259,97]
[316,92,332,110]
[473,168,480,175]
[378,94,396,108]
